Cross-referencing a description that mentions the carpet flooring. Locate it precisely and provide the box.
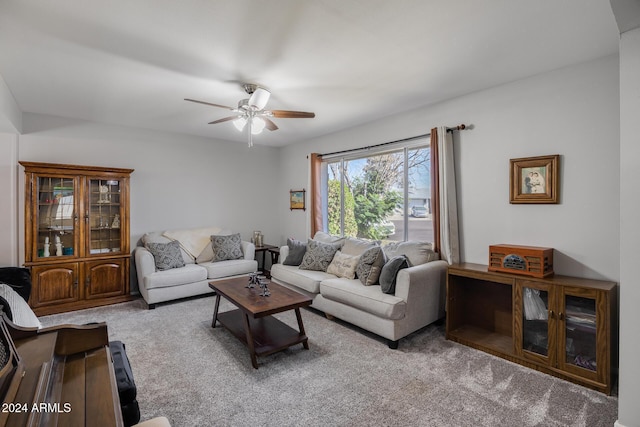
[40,296,618,427]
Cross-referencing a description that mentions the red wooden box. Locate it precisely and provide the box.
[488,244,554,278]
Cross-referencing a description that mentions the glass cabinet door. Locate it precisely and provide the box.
[522,286,550,356]
[562,294,597,372]
[88,178,123,255]
[36,176,77,258]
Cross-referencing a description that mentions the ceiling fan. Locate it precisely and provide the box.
[185,83,315,146]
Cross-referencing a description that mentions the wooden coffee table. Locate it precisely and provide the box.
[209,277,312,369]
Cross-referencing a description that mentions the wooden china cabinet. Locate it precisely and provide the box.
[21,162,134,315]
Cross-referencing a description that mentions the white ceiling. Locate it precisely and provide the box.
[0,0,620,147]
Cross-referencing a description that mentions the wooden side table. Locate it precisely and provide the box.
[254,244,278,274]
[268,246,280,265]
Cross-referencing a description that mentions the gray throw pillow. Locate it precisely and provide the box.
[283,238,307,266]
[211,233,243,261]
[299,239,341,272]
[146,240,186,271]
[355,246,386,286]
[379,255,409,294]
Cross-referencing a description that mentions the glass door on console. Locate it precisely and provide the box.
[88,178,123,255]
[36,175,78,258]
[562,293,598,372]
[515,280,557,365]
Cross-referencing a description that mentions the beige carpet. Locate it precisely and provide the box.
[40,296,618,427]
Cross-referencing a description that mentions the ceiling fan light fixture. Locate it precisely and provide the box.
[248,87,271,110]
[250,117,266,134]
[233,117,247,131]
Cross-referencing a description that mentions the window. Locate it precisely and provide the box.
[322,142,432,242]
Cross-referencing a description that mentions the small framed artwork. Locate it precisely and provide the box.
[510,155,560,204]
[290,189,306,211]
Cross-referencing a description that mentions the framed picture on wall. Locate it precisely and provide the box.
[510,155,560,204]
[290,189,306,210]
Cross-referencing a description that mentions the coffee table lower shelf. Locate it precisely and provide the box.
[216,309,308,368]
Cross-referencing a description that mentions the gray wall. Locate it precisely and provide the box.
[278,55,620,282]
[617,24,640,427]
[8,114,282,291]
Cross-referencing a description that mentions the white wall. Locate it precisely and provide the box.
[617,25,640,427]
[0,132,18,266]
[14,114,282,291]
[0,74,21,133]
[279,55,620,282]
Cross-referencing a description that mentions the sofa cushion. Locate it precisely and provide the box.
[162,226,223,260]
[145,241,186,271]
[143,232,194,264]
[199,259,257,280]
[382,241,437,266]
[299,239,341,272]
[312,231,346,246]
[379,255,409,294]
[270,264,335,294]
[319,278,406,320]
[341,237,377,256]
[143,264,208,290]
[211,233,243,261]
[0,283,42,328]
[195,229,233,263]
[326,250,360,279]
[355,246,386,286]
[283,238,306,266]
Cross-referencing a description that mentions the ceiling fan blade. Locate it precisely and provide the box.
[263,117,279,131]
[208,116,238,125]
[270,110,315,119]
[248,87,271,110]
[184,98,235,110]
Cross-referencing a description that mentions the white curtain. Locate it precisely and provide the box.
[435,126,460,264]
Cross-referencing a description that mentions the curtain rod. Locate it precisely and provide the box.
[319,124,466,157]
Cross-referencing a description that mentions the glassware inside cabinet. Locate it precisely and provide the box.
[564,295,597,371]
[89,179,122,254]
[522,287,550,356]
[36,176,76,258]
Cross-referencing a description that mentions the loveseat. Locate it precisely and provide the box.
[134,227,258,308]
[270,232,447,348]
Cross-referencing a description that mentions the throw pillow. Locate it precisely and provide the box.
[146,240,186,271]
[0,283,42,328]
[211,233,244,261]
[355,246,386,286]
[341,237,378,257]
[283,238,307,266]
[382,241,437,266]
[196,229,233,263]
[299,239,341,272]
[326,251,360,279]
[379,255,409,295]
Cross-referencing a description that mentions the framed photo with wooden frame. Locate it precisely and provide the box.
[510,155,559,204]
[290,189,306,211]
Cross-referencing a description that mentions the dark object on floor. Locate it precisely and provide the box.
[109,340,141,426]
[0,267,32,301]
